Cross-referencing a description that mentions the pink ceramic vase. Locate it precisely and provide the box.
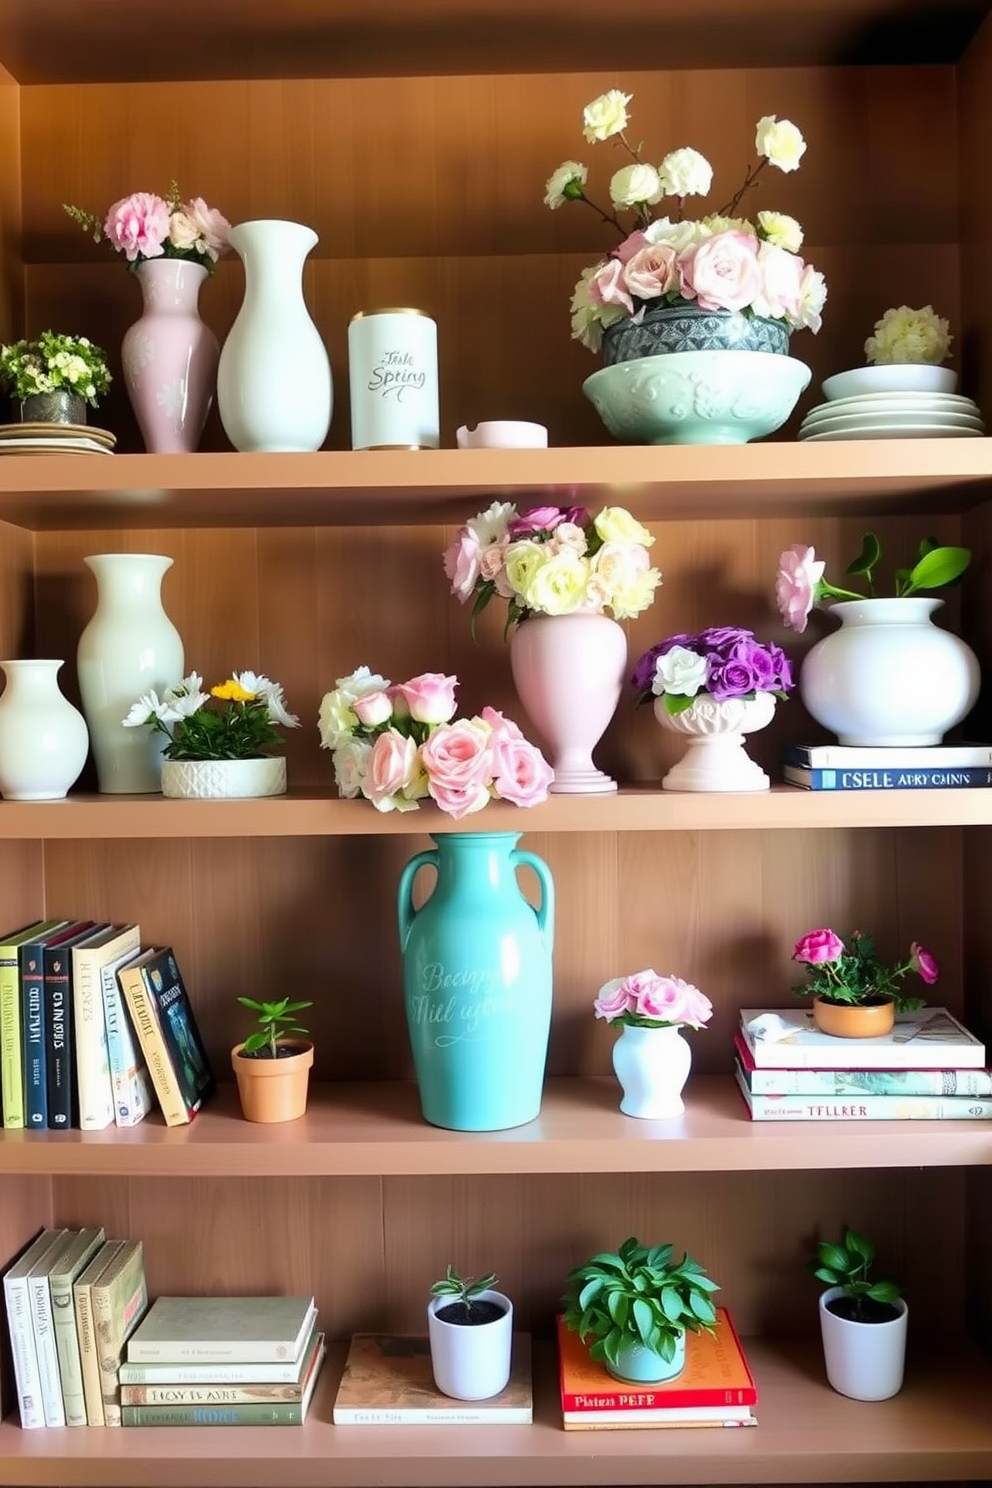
[121,258,219,453]
[508,612,627,794]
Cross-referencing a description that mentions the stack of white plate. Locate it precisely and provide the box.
[0,421,116,456]
[798,392,985,441]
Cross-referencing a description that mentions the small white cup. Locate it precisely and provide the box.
[456,421,548,449]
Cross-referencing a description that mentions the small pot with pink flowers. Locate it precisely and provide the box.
[595,970,713,1118]
[792,927,939,1038]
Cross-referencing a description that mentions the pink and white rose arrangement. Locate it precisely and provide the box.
[318,666,554,818]
[65,182,230,272]
[545,90,826,352]
[594,968,713,1030]
[444,500,661,633]
[775,535,971,634]
[792,927,938,1011]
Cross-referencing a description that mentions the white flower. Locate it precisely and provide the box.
[864,304,952,366]
[234,670,301,729]
[644,216,702,253]
[332,738,372,798]
[122,691,166,728]
[609,163,663,210]
[796,265,828,334]
[757,210,803,251]
[570,265,624,352]
[755,115,807,172]
[658,147,713,198]
[653,646,709,698]
[318,667,390,750]
[544,160,588,209]
[161,689,210,722]
[466,500,515,547]
[700,214,755,237]
[582,89,632,143]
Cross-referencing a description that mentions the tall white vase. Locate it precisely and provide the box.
[217,219,332,452]
[76,554,184,794]
[0,660,89,801]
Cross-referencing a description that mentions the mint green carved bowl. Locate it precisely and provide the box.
[583,350,812,445]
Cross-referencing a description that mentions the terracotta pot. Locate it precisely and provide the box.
[231,1039,314,1122]
[812,997,895,1039]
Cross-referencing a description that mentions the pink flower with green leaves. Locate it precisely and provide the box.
[594,969,713,1030]
[792,927,938,1011]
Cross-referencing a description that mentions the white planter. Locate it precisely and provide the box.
[800,597,980,746]
[818,1286,908,1401]
[612,1023,692,1118]
[0,660,89,801]
[427,1289,513,1401]
[217,219,332,453]
[654,691,775,792]
[161,756,287,799]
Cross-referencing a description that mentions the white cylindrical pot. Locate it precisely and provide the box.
[800,597,980,746]
[217,219,332,453]
[348,309,439,449]
[612,1023,692,1118]
[427,1290,513,1401]
[0,660,89,801]
[76,553,184,794]
[161,756,287,799]
[654,692,775,792]
[818,1286,908,1401]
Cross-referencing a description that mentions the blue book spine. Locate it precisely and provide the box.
[785,765,992,791]
[19,942,48,1128]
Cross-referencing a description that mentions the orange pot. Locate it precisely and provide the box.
[231,1039,314,1123]
[812,997,895,1039]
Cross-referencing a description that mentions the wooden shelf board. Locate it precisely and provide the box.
[2,1077,991,1177]
[0,445,989,532]
[3,1336,992,1486]
[2,784,992,838]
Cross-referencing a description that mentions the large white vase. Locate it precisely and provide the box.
[611,1023,692,1118]
[0,660,89,801]
[217,219,332,452]
[76,554,184,794]
[800,598,980,746]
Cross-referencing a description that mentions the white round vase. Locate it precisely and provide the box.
[217,219,332,452]
[818,1286,908,1401]
[611,1023,692,1118]
[800,598,980,746]
[654,691,775,792]
[0,660,89,801]
[76,553,184,795]
[427,1290,513,1401]
[161,756,287,799]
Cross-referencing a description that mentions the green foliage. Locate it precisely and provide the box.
[561,1236,719,1371]
[0,331,112,408]
[164,697,284,761]
[809,1227,903,1321]
[833,530,969,599]
[430,1264,498,1312]
[792,929,927,1013]
[238,996,313,1060]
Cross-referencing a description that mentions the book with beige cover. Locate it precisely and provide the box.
[332,1333,533,1424]
[91,1238,148,1426]
[73,1239,124,1426]
[49,1226,105,1426]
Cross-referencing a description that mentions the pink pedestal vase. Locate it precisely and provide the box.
[121,259,219,453]
[508,613,627,794]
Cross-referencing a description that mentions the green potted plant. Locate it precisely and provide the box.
[562,1235,719,1384]
[810,1226,907,1400]
[427,1265,513,1401]
[792,927,938,1038]
[0,330,112,426]
[231,995,314,1123]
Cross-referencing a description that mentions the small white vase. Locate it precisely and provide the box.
[427,1289,513,1401]
[161,756,287,799]
[800,597,980,746]
[818,1286,908,1401]
[217,219,332,452]
[611,1023,692,1118]
[654,691,775,792]
[76,553,184,795]
[0,660,89,801]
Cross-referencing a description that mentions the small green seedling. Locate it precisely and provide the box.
[238,996,313,1060]
[430,1265,497,1312]
[809,1226,903,1321]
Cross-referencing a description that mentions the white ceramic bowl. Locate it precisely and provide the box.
[821,364,958,401]
[456,420,548,448]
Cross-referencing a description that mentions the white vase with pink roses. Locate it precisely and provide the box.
[594,969,714,1118]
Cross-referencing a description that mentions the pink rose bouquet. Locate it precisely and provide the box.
[318,665,554,818]
[64,182,230,273]
[776,535,971,634]
[594,969,713,1030]
[443,500,661,634]
[543,90,826,352]
[792,927,938,1011]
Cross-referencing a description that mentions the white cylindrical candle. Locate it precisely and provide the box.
[348,308,439,449]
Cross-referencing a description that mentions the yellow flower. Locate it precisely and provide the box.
[523,550,591,615]
[757,210,803,252]
[593,506,654,546]
[211,679,256,702]
[864,304,952,366]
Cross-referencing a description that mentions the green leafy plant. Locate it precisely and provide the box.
[777,534,970,634]
[0,331,112,408]
[809,1227,903,1321]
[123,670,300,761]
[237,996,313,1059]
[430,1265,498,1313]
[562,1236,719,1369]
[792,927,937,1011]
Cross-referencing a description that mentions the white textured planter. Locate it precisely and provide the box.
[427,1289,513,1401]
[161,756,287,799]
[654,691,775,792]
[0,660,89,801]
[612,1023,692,1118]
[818,1286,908,1401]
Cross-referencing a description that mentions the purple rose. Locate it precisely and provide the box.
[507,505,567,539]
[698,625,754,649]
[707,638,776,699]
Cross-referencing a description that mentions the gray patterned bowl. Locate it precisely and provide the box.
[583,350,812,445]
[602,305,790,365]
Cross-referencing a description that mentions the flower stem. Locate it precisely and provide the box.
[716,157,769,219]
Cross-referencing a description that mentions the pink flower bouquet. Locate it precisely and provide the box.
[594,969,713,1029]
[65,183,230,273]
[792,927,938,1011]
[318,666,554,818]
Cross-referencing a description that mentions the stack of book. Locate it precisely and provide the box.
[119,1294,324,1426]
[332,1332,533,1424]
[736,1006,992,1121]
[782,742,992,792]
[556,1309,756,1430]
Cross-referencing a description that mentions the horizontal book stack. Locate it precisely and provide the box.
[782,742,992,792]
[556,1309,756,1429]
[736,1006,992,1121]
[120,1294,324,1426]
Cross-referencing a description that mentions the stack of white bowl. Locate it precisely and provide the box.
[798,364,985,441]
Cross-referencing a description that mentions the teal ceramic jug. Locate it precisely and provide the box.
[397,831,555,1131]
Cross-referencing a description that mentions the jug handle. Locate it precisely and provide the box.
[397,848,439,951]
[512,849,555,955]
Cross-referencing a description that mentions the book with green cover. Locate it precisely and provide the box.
[121,1336,325,1425]
[90,1238,148,1426]
[49,1226,106,1426]
[127,1294,317,1364]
